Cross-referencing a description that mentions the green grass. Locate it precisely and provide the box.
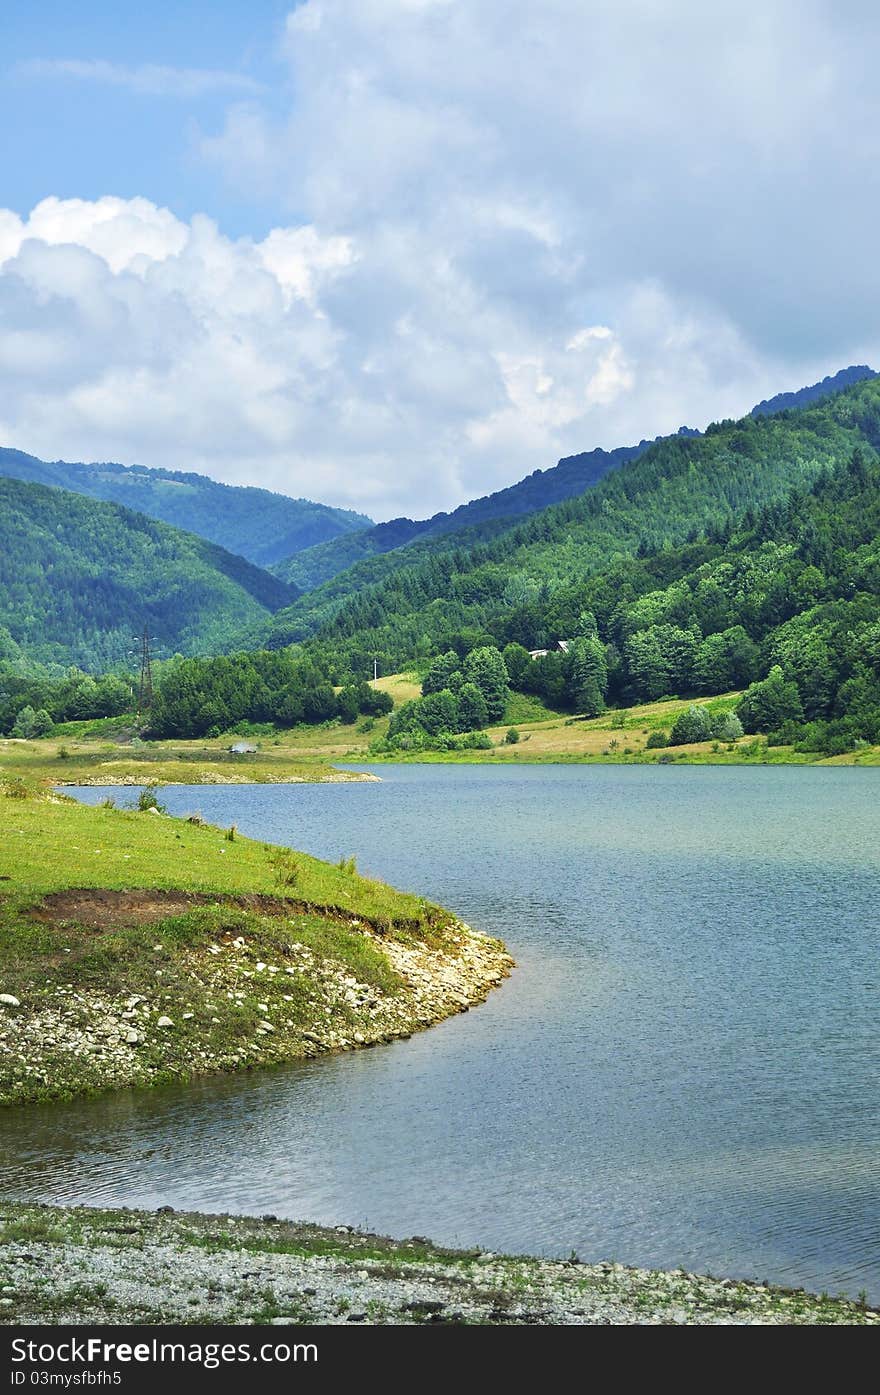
[0,794,443,931]
[502,691,565,724]
[0,789,461,1104]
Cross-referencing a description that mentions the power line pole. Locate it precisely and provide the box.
[137,627,154,715]
[373,657,379,682]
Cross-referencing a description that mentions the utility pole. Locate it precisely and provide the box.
[137,627,154,715]
[373,657,379,682]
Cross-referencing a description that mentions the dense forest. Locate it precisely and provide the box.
[369,445,880,756]
[274,439,660,591]
[0,635,134,736]
[146,650,392,739]
[0,447,371,569]
[274,364,875,593]
[749,364,875,418]
[4,367,880,757]
[0,478,296,669]
[273,374,880,677]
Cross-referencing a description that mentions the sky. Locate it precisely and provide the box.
[1,1,878,522]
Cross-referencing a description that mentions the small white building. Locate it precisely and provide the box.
[528,640,573,661]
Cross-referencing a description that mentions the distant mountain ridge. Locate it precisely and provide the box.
[749,364,877,417]
[0,477,296,670]
[277,368,873,593]
[265,372,880,664]
[0,448,371,569]
[275,430,698,592]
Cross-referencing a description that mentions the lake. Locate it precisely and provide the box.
[4,765,879,1300]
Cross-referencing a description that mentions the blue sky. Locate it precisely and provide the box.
[1,2,878,520]
[1,1,296,235]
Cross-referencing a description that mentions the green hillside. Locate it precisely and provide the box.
[339,446,880,761]
[270,374,880,674]
[274,439,655,591]
[275,366,876,594]
[749,364,875,417]
[0,448,371,568]
[0,478,296,669]
[499,444,880,754]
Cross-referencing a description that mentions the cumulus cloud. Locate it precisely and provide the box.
[3,2,879,518]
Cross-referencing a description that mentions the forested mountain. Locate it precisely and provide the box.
[749,365,876,418]
[368,444,880,757]
[512,444,880,727]
[277,365,874,594]
[0,478,296,669]
[269,374,880,675]
[275,436,674,591]
[0,448,371,568]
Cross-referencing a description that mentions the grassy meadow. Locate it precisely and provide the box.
[2,673,879,797]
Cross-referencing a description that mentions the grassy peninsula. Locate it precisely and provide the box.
[0,789,511,1107]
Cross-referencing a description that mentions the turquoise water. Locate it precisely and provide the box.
[4,765,879,1300]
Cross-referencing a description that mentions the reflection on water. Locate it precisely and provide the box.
[4,765,880,1300]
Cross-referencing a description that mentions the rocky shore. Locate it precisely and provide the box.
[53,769,380,786]
[0,904,512,1106]
[0,1203,875,1326]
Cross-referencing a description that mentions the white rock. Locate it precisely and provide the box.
[0,994,20,1007]
[156,1016,174,1028]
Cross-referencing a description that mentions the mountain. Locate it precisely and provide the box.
[749,364,877,418]
[277,366,873,594]
[275,437,678,591]
[0,448,371,568]
[0,477,296,670]
[510,442,880,754]
[267,373,880,671]
[374,444,880,758]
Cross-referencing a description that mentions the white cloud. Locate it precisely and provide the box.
[4,2,880,520]
[19,59,262,99]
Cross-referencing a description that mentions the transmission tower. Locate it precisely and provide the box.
[136,627,154,714]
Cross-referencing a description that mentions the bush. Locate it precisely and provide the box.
[646,730,668,748]
[710,709,744,742]
[505,727,520,744]
[136,783,166,813]
[737,665,803,733]
[670,704,714,745]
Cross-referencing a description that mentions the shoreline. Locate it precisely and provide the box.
[0,794,513,1108]
[0,902,513,1108]
[51,769,381,787]
[1,1202,875,1326]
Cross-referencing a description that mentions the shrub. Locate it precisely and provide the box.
[710,709,744,742]
[136,783,166,813]
[646,730,668,748]
[268,848,299,888]
[670,704,714,745]
[505,727,520,744]
[737,665,803,733]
